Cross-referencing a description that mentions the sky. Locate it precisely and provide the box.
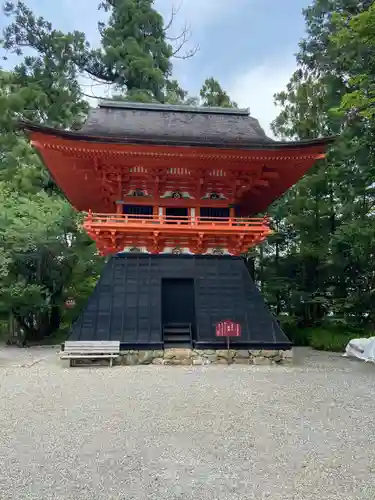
[1,0,311,136]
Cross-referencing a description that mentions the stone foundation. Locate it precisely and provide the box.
[114,348,293,366]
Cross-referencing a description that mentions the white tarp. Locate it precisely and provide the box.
[343,336,375,363]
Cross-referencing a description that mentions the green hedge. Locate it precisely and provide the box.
[278,316,373,352]
[308,326,373,352]
[308,328,353,352]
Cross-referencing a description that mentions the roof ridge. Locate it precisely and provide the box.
[98,100,250,116]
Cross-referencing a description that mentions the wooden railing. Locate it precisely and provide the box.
[84,212,270,230]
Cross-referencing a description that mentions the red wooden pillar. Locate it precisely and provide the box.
[116,202,122,214]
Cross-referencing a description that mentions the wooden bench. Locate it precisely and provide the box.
[60,341,120,367]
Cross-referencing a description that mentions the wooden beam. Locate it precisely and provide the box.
[252,179,269,188]
[262,171,279,180]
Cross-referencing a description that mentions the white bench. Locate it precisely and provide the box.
[60,341,120,367]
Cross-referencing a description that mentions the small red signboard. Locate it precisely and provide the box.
[216,320,241,337]
[64,298,76,309]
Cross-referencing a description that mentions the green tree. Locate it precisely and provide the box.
[2,0,192,103]
[0,69,87,192]
[0,183,102,344]
[270,0,375,327]
[199,78,238,108]
[330,2,375,120]
[0,67,101,344]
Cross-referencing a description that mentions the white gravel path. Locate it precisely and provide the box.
[0,347,374,500]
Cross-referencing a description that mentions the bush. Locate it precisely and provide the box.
[0,320,8,341]
[278,316,311,346]
[308,328,352,352]
[278,316,373,351]
[308,326,373,352]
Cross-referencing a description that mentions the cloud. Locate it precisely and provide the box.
[227,54,297,138]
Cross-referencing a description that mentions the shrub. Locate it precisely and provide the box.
[308,327,373,352]
[278,316,311,346]
[0,320,8,341]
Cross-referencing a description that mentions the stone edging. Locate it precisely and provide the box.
[115,348,293,366]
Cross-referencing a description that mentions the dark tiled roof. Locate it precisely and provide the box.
[80,100,273,145]
[20,100,336,149]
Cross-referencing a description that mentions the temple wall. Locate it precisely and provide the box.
[69,254,292,350]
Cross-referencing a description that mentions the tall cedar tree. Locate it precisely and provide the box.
[269,0,375,326]
[2,0,189,102]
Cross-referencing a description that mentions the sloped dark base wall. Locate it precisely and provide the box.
[69,255,292,349]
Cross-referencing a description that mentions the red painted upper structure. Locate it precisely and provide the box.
[21,101,335,256]
[22,100,334,214]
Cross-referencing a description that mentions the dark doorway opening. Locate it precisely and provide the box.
[200,207,230,220]
[162,278,195,347]
[123,205,153,218]
[165,207,188,223]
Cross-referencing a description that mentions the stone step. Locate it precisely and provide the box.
[163,342,192,349]
[163,334,191,342]
[164,328,191,334]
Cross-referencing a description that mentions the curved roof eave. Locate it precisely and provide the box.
[20,121,337,151]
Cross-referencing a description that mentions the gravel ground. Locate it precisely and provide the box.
[0,347,374,500]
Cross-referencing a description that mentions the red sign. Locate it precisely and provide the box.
[64,298,76,309]
[215,320,241,337]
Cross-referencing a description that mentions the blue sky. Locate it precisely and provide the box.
[1,0,310,135]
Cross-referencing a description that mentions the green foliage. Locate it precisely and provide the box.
[97,0,173,100]
[266,0,375,331]
[279,317,371,351]
[2,0,191,103]
[308,323,373,352]
[278,316,311,346]
[0,183,102,344]
[200,78,238,108]
[308,328,351,352]
[330,3,375,120]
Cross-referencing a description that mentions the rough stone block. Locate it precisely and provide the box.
[164,348,192,360]
[253,356,272,366]
[152,358,164,365]
[138,351,156,365]
[260,350,279,358]
[121,353,139,366]
[216,350,236,360]
[206,354,219,363]
[249,349,262,356]
[200,350,216,356]
[235,350,250,358]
